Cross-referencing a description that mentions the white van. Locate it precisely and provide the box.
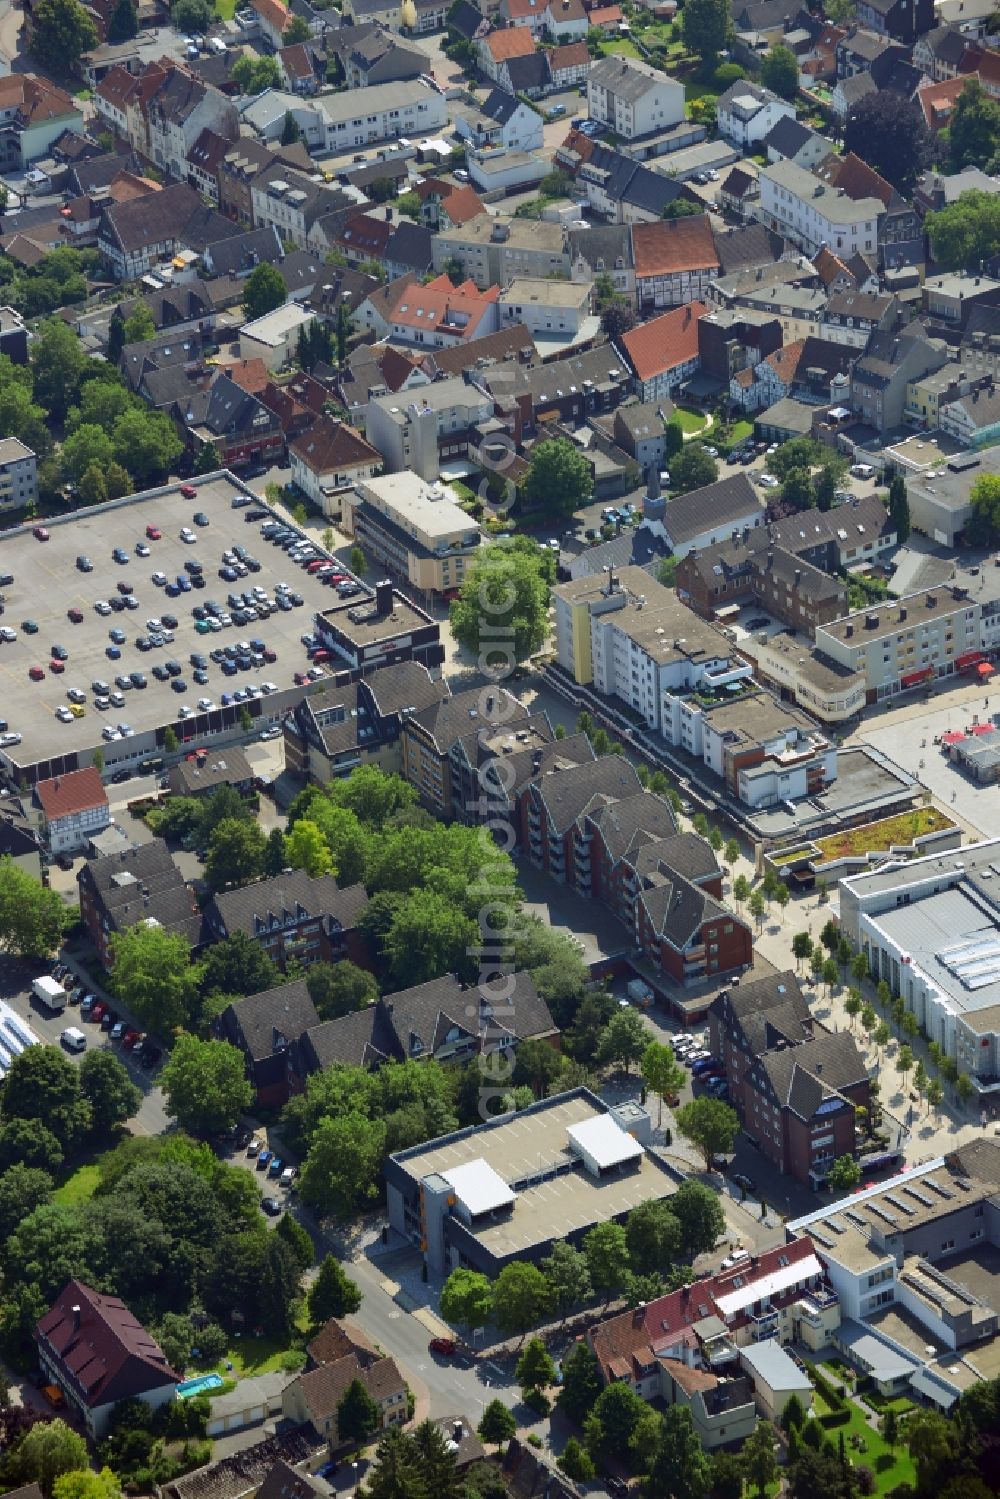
[61,1027,86,1053]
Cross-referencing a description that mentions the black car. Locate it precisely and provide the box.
[185,559,203,575]
[261,1196,282,1216]
[193,669,209,685]
[162,613,179,629]
[152,663,170,681]
[165,659,182,676]
[51,644,68,661]
[171,678,187,693]
[193,511,209,527]
[130,671,147,689]
[108,595,125,612]
[111,769,132,784]
[245,509,266,521]
[245,557,261,572]
[140,1045,161,1069]
[136,636,152,651]
[210,648,226,663]
[193,606,208,621]
[191,652,207,669]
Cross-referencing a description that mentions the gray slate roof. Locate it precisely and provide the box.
[223,979,320,1062]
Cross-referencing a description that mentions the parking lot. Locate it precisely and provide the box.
[0,473,363,783]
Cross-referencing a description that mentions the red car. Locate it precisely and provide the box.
[33,526,49,541]
[306,560,325,573]
[49,659,66,674]
[429,1338,456,1356]
[294,671,308,685]
[146,524,161,540]
[91,1002,108,1023]
[28,665,45,681]
[180,484,197,500]
[263,648,277,663]
[311,648,330,663]
[117,581,133,595]
[67,607,83,623]
[122,1029,142,1050]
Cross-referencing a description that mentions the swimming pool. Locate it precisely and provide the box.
[177,1373,224,1399]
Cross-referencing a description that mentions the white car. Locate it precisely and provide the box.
[207,618,222,631]
[180,527,196,543]
[55,706,73,722]
[0,626,16,642]
[261,682,278,694]
[146,618,163,633]
[136,542,150,557]
[67,688,86,704]
[0,731,21,747]
[152,572,167,586]
[851,462,875,479]
[758,473,779,488]
[307,665,325,680]
[102,725,119,741]
[197,697,215,711]
[95,600,112,615]
[219,612,232,627]
[178,705,194,719]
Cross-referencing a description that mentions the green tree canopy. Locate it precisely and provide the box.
[306,960,378,1020]
[520,436,594,517]
[204,817,268,891]
[492,1261,550,1340]
[28,0,97,73]
[670,1178,726,1258]
[440,1267,492,1328]
[297,1112,387,1218]
[828,1154,862,1191]
[680,0,730,68]
[337,1378,381,1445]
[0,1162,53,1241]
[0,859,67,957]
[78,1051,141,1134]
[558,1339,602,1424]
[669,443,719,495]
[449,538,551,668]
[243,262,287,321]
[674,1095,740,1169]
[843,90,933,193]
[109,923,199,1035]
[0,1045,91,1153]
[949,77,1000,170]
[160,1035,253,1137]
[4,1420,90,1495]
[478,1399,516,1451]
[200,931,280,1000]
[761,44,799,99]
[928,189,1000,272]
[309,1255,363,1323]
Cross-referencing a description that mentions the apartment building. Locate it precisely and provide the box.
[0,438,37,512]
[284,662,447,785]
[145,69,237,182]
[78,839,202,968]
[717,80,796,149]
[399,683,538,819]
[97,180,203,279]
[364,377,495,480]
[342,477,483,598]
[692,694,837,810]
[757,158,884,258]
[498,278,593,342]
[373,273,500,350]
[0,74,83,168]
[240,303,315,371]
[710,972,870,1186]
[815,586,981,703]
[431,214,571,290]
[33,768,110,856]
[205,869,370,970]
[586,55,684,140]
[318,77,447,150]
[675,531,848,635]
[289,415,382,517]
[651,472,764,559]
[851,329,949,435]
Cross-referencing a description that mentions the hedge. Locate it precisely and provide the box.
[819,1408,852,1428]
[809,1368,846,1409]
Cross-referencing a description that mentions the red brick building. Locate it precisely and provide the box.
[710,971,870,1186]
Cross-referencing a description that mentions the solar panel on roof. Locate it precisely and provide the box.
[903,1184,934,1207]
[927,1178,954,1199]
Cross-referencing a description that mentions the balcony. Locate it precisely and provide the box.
[749,1307,779,1340]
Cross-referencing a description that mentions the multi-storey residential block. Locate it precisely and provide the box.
[145,69,237,182]
[342,478,483,599]
[78,839,202,967]
[757,158,883,258]
[586,54,684,139]
[0,438,37,512]
[431,214,571,289]
[676,531,847,634]
[850,328,949,434]
[364,376,495,479]
[205,868,369,970]
[399,683,538,820]
[284,662,448,785]
[318,76,447,150]
[288,415,382,518]
[816,586,981,703]
[498,277,593,344]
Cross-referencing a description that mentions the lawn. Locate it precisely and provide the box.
[215,0,238,15]
[53,1163,101,1205]
[806,1367,917,1495]
[214,1334,305,1378]
[601,38,640,55]
[684,80,718,103]
[813,807,953,863]
[674,404,709,435]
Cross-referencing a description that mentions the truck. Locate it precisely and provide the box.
[33,976,67,1013]
[627,979,654,1007]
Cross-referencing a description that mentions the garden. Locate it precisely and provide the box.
[673,404,711,436]
[803,1360,918,1496]
[812,807,955,864]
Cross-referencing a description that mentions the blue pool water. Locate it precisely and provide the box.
[177,1373,224,1399]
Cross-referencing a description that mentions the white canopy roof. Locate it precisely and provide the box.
[567,1113,644,1170]
[442,1159,515,1218]
[714,1253,823,1317]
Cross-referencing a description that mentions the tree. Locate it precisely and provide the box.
[0,859,66,957]
[516,1337,556,1394]
[297,1112,386,1217]
[669,444,719,495]
[625,1199,682,1274]
[200,931,280,1001]
[601,301,636,341]
[845,990,862,1029]
[583,1221,630,1306]
[204,817,268,891]
[28,0,97,73]
[0,1162,53,1241]
[350,544,366,575]
[276,1210,314,1271]
[851,949,870,985]
[897,1043,914,1082]
[949,77,1000,170]
[478,1400,516,1451]
[0,1046,90,1152]
[541,1241,591,1323]
[121,304,155,345]
[723,837,740,869]
[747,888,765,929]
[281,110,302,145]
[645,1406,711,1499]
[172,0,212,27]
[670,1178,726,1258]
[111,407,181,485]
[957,1071,975,1105]
[557,1438,595,1482]
[844,91,933,193]
[761,43,799,99]
[110,923,199,1035]
[4,1420,90,1495]
[887,473,910,544]
[78,463,109,506]
[558,1340,602,1425]
[284,818,334,878]
[710,1451,744,1499]
[641,1041,685,1125]
[674,1095,740,1169]
[160,1036,252,1137]
[742,1419,778,1499]
[586,1382,648,1461]
[680,0,730,70]
[0,1118,64,1174]
[906,1409,955,1490]
[61,424,115,486]
[194,440,221,475]
[230,53,282,94]
[306,960,378,1021]
[828,1154,861,1192]
[78,1051,141,1134]
[53,1471,122,1499]
[814,465,835,512]
[927,1076,945,1116]
[880,1406,898,1450]
[521,437,593,518]
[732,873,750,906]
[596,1008,647,1073]
[792,931,813,970]
[379,889,479,989]
[285,13,312,40]
[309,1255,362,1323]
[927,189,1000,273]
[337,1378,381,1445]
[450,540,550,668]
[492,1262,550,1342]
[874,1020,890,1058]
[243,262,287,322]
[822,957,839,994]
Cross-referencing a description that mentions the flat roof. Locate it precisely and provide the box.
[442,1159,516,1217]
[356,473,479,543]
[0,473,348,779]
[874,887,1000,1022]
[501,277,592,309]
[318,589,432,647]
[240,303,313,345]
[818,586,973,645]
[567,1113,644,1169]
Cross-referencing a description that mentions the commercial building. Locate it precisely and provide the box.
[709,972,870,1186]
[756,158,884,258]
[0,438,37,512]
[586,55,684,140]
[385,1087,675,1276]
[36,1280,179,1439]
[312,587,444,676]
[815,586,981,703]
[342,476,483,600]
[431,214,571,290]
[33,768,110,856]
[497,278,595,346]
[788,1139,1000,1407]
[738,630,868,724]
[685,694,837,812]
[364,377,495,480]
[240,304,315,372]
[838,838,1000,1095]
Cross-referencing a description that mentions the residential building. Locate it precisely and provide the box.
[739,630,867,724]
[166,746,254,800]
[33,769,109,856]
[632,216,720,312]
[477,27,537,89]
[548,39,591,89]
[342,478,483,599]
[816,586,981,703]
[399,683,537,819]
[0,306,29,366]
[697,305,783,387]
[763,115,830,169]
[586,55,684,139]
[412,176,487,233]
[939,382,1000,447]
[205,869,370,970]
[364,377,495,479]
[730,339,808,412]
[710,972,869,1185]
[454,88,544,152]
[289,415,382,518]
[78,839,201,968]
[218,136,313,224]
[279,42,321,95]
[544,0,589,39]
[856,0,933,44]
[914,22,971,78]
[145,69,237,183]
[342,0,446,31]
[0,797,43,881]
[343,28,428,87]
[924,269,1000,325]
[0,437,37,512]
[675,530,848,635]
[431,214,571,290]
[740,1342,815,1421]
[617,300,705,401]
[903,361,971,428]
[318,77,447,149]
[650,472,764,559]
[97,180,204,279]
[174,373,284,472]
[282,1355,407,1448]
[385,1087,678,1275]
[0,74,83,169]
[612,401,669,476]
[498,277,593,345]
[756,158,884,258]
[820,289,899,349]
[850,329,949,435]
[373,274,500,350]
[284,662,448,784]
[717,79,796,149]
[36,1281,179,1440]
[240,303,315,372]
[218,979,320,1108]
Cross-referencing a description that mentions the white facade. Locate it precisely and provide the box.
[46,800,111,854]
[586,56,684,140]
[717,87,795,148]
[319,78,447,151]
[0,438,37,512]
[498,277,591,337]
[757,160,883,258]
[240,303,315,370]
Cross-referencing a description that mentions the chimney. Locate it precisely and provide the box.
[794,568,801,585]
[632,1302,646,1325]
[72,1305,81,1333]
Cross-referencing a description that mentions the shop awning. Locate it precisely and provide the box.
[901,667,934,687]
[941,731,966,745]
[956,650,985,671]
[970,721,994,735]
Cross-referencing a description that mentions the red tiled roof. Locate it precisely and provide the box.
[387,272,499,339]
[336,213,393,257]
[620,299,706,381]
[960,45,1000,85]
[589,4,623,23]
[550,40,590,69]
[37,1280,178,1410]
[0,73,76,125]
[812,244,854,288]
[504,0,545,16]
[917,74,974,129]
[483,27,536,60]
[108,170,161,203]
[632,216,719,279]
[815,150,893,208]
[95,64,137,111]
[217,356,270,394]
[764,338,805,382]
[251,0,293,32]
[289,412,381,474]
[280,42,314,80]
[35,768,107,822]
